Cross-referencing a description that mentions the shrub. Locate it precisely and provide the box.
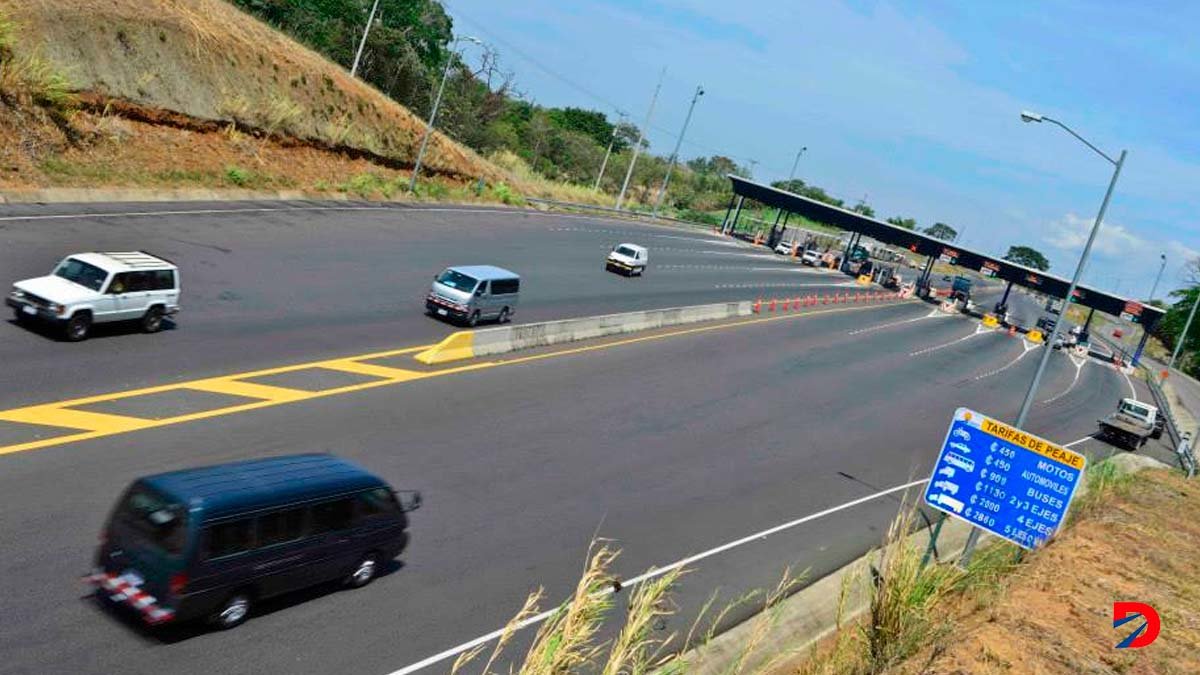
[225,165,251,186]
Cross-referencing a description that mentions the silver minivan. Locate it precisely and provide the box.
[425,265,520,327]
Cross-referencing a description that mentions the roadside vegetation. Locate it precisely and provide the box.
[449,460,1196,675]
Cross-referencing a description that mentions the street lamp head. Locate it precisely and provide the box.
[1020,110,1045,123]
[458,35,483,46]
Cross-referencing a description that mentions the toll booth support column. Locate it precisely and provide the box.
[840,233,860,272]
[917,255,935,295]
[1083,308,1096,337]
[723,195,745,235]
[995,280,1014,314]
[719,194,737,232]
[768,208,785,248]
[1131,328,1152,367]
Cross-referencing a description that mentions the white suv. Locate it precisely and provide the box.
[7,251,180,341]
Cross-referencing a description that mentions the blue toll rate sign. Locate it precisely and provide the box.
[923,407,1087,550]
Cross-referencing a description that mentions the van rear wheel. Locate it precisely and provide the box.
[346,553,379,588]
[212,592,251,630]
[467,310,480,327]
[498,307,510,324]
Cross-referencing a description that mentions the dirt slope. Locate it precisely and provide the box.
[0,0,512,184]
[886,468,1200,675]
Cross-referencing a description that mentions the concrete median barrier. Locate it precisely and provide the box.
[415,301,753,365]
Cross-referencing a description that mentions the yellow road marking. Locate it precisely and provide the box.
[319,360,425,381]
[0,406,149,433]
[186,379,314,403]
[0,301,913,457]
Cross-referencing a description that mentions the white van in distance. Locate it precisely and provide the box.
[606,243,648,276]
[7,251,180,341]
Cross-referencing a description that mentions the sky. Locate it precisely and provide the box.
[440,0,1199,298]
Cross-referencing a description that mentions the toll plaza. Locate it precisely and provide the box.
[721,175,1166,363]
[924,407,1086,550]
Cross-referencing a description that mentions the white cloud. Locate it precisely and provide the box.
[1044,213,1149,257]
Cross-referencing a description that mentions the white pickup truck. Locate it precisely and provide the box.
[1098,398,1164,450]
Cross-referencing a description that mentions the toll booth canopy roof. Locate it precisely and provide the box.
[728,175,1164,329]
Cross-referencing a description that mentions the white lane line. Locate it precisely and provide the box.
[382,478,929,675]
[713,281,859,289]
[909,324,990,357]
[1065,435,1095,448]
[1043,358,1087,404]
[657,264,813,272]
[0,205,390,221]
[1121,369,1138,401]
[847,309,946,336]
[972,339,1039,381]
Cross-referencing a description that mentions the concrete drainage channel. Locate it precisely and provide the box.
[415,292,908,364]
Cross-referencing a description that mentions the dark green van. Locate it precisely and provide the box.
[87,454,420,630]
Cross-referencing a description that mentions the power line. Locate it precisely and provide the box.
[440,0,761,167]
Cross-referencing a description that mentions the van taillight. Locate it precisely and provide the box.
[169,572,188,595]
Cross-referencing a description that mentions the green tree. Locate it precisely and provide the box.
[1153,286,1200,375]
[886,216,917,230]
[852,202,875,218]
[546,107,618,149]
[1003,245,1050,271]
[924,222,957,240]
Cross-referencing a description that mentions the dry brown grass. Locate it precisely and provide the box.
[0,0,519,186]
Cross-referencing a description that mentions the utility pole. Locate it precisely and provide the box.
[350,0,382,79]
[409,36,482,192]
[653,85,704,218]
[593,112,625,191]
[1148,253,1167,303]
[616,68,665,211]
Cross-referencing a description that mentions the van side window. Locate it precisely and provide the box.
[492,278,519,295]
[475,281,489,296]
[356,488,401,520]
[258,508,307,547]
[205,519,254,559]
[311,498,355,533]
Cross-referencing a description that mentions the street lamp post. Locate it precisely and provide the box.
[1149,253,1167,303]
[1166,290,1200,378]
[787,147,807,182]
[653,85,704,218]
[408,36,483,192]
[962,111,1127,566]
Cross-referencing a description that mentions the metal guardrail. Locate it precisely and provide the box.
[1138,362,1197,477]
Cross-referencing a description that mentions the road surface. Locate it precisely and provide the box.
[0,202,1170,675]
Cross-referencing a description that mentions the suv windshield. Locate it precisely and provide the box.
[112,484,188,556]
[436,269,478,293]
[53,258,107,292]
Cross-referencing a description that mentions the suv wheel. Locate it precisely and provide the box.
[346,553,379,588]
[467,310,480,327]
[141,306,165,333]
[212,592,251,630]
[65,312,91,342]
[13,307,27,324]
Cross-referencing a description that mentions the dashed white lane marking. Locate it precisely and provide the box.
[381,478,929,675]
[909,324,991,357]
[972,339,1039,381]
[658,264,813,272]
[550,227,741,246]
[713,281,859,289]
[1043,357,1088,404]
[847,308,947,335]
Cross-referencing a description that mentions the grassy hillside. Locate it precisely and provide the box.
[0,0,514,186]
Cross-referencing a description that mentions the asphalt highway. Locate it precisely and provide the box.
[0,202,1171,675]
[0,202,854,408]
